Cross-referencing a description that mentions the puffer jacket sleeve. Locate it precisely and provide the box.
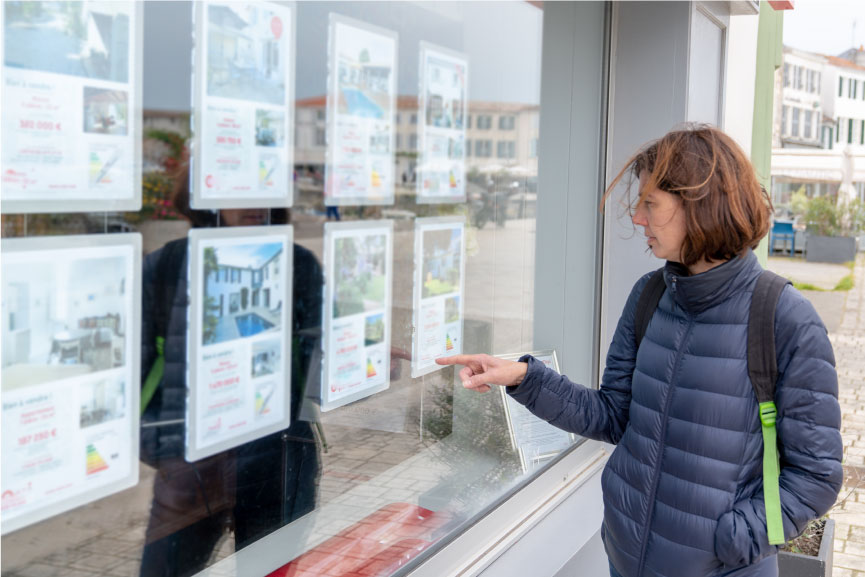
[715,286,843,567]
[506,272,653,445]
[140,248,160,384]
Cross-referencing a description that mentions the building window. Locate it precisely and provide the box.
[529,138,538,158]
[783,63,790,88]
[498,115,515,130]
[315,128,326,147]
[466,115,472,129]
[409,134,418,150]
[410,113,417,125]
[781,105,788,136]
[395,113,401,124]
[839,76,844,97]
[476,115,492,130]
[465,139,471,157]
[816,72,821,93]
[791,107,799,137]
[849,118,855,144]
[316,109,326,121]
[475,139,492,157]
[852,78,858,99]
[795,66,803,90]
[395,134,402,149]
[497,141,515,159]
[804,110,812,139]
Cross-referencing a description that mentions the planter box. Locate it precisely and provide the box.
[806,236,857,264]
[778,519,834,577]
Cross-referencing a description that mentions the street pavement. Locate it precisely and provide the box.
[822,253,865,576]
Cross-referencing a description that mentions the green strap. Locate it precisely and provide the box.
[759,401,784,545]
[140,336,165,416]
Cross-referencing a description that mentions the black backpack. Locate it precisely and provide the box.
[633,267,789,546]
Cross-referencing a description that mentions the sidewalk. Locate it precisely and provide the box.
[824,253,865,576]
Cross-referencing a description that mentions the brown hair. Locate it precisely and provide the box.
[604,125,772,267]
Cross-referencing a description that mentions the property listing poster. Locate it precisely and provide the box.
[412,217,466,377]
[193,1,295,209]
[499,352,575,473]
[1,234,141,534]
[187,227,293,462]
[325,15,397,206]
[1,1,142,214]
[417,43,468,203]
[322,221,394,411]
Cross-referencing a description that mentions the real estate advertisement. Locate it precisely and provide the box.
[325,14,397,207]
[417,43,468,204]
[193,1,296,209]
[1,234,142,534]
[1,1,142,214]
[412,217,465,377]
[498,351,576,473]
[322,221,393,411]
[187,226,293,462]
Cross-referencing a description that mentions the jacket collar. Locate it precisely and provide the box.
[662,250,762,315]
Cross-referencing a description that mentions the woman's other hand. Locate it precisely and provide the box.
[435,354,527,393]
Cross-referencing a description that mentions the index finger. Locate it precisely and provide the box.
[436,354,478,367]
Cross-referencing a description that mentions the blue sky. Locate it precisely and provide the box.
[215,242,282,269]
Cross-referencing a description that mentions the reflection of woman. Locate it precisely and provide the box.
[439,127,842,577]
[139,165,322,576]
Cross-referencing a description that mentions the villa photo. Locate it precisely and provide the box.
[445,296,460,324]
[333,233,387,318]
[206,3,287,106]
[422,227,462,298]
[335,24,394,120]
[79,377,126,428]
[255,109,285,147]
[4,1,131,83]
[202,241,284,346]
[251,339,280,378]
[83,87,128,135]
[2,254,129,388]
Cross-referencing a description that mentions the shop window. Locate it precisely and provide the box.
[0,3,566,577]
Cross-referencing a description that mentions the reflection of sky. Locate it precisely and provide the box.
[215,242,282,269]
[142,1,542,111]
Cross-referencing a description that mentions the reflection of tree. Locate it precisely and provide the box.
[203,248,220,343]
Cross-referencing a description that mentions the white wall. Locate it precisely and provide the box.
[724,13,760,155]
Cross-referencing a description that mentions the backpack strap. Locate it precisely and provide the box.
[747,269,790,546]
[634,268,666,349]
[141,238,188,416]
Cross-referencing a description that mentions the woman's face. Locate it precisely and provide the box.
[632,172,687,263]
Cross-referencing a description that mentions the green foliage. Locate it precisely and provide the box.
[800,195,865,238]
[805,196,839,237]
[834,275,854,291]
[790,190,810,219]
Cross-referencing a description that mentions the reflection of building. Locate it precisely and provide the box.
[295,96,540,182]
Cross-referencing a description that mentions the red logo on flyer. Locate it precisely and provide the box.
[205,175,214,188]
[271,17,283,39]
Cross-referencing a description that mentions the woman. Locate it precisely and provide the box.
[438,126,842,577]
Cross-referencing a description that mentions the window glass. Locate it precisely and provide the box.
[804,109,812,139]
[791,107,800,137]
[0,2,569,577]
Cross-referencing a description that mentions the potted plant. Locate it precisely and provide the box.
[803,197,865,264]
[778,517,835,577]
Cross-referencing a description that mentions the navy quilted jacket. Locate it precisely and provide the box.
[509,250,842,577]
